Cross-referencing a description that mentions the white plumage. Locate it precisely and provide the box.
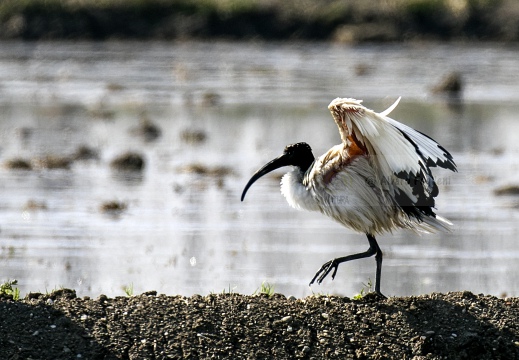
[242,97,456,296]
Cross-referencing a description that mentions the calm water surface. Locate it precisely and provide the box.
[0,41,518,298]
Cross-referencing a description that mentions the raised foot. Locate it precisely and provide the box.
[309,258,340,286]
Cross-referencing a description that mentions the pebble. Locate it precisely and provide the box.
[302,346,310,353]
[80,314,88,321]
[321,313,329,319]
[281,315,292,323]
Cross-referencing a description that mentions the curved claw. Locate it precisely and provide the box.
[309,259,340,286]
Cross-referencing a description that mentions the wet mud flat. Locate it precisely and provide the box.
[1,290,518,359]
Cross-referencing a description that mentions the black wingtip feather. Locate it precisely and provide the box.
[390,126,455,221]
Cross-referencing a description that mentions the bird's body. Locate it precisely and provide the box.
[241,97,456,296]
[282,149,408,235]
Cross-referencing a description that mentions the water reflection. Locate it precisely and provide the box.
[0,42,518,298]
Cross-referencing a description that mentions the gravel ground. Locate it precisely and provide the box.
[1,289,518,359]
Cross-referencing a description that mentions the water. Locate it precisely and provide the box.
[0,41,518,298]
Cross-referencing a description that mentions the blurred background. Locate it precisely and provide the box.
[0,0,518,298]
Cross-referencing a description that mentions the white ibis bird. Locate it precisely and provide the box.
[241,97,456,296]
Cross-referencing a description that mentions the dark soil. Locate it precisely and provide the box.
[1,289,518,359]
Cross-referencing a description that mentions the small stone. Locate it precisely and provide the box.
[287,326,293,332]
[302,346,310,353]
[50,324,56,329]
[281,316,292,322]
[80,314,88,321]
[46,299,54,305]
[321,313,329,319]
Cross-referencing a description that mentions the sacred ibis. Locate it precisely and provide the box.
[241,97,456,296]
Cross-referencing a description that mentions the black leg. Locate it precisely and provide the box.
[309,233,385,297]
[368,234,384,296]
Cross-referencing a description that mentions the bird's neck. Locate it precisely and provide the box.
[280,169,320,212]
[298,156,315,174]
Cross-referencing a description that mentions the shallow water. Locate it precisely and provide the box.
[0,41,518,298]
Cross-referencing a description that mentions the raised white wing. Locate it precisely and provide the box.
[328,97,456,223]
[329,97,455,177]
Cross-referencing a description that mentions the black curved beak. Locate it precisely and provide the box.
[241,153,290,201]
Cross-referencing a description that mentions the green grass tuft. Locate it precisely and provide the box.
[254,281,275,297]
[353,278,373,300]
[0,279,20,300]
[123,283,134,297]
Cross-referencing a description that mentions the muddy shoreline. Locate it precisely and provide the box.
[1,289,518,359]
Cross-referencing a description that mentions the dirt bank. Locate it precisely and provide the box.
[1,289,518,359]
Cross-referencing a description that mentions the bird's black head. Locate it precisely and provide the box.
[281,142,315,172]
[241,142,314,201]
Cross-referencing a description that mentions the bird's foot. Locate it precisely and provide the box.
[309,258,340,286]
[363,291,387,300]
